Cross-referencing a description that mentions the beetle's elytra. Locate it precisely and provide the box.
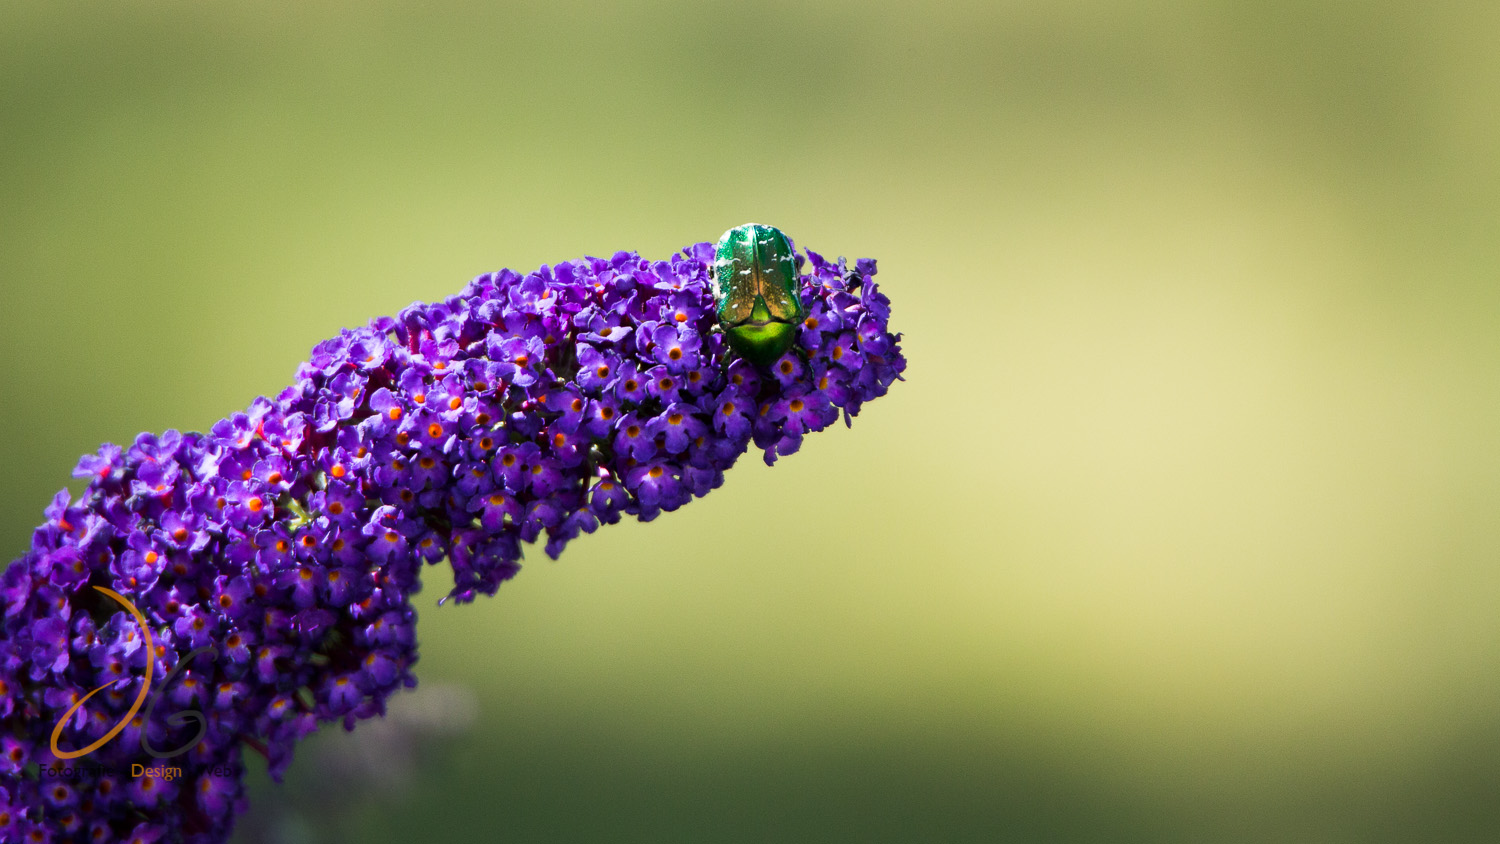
[712,223,805,367]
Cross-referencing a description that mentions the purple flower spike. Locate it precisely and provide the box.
[0,233,904,842]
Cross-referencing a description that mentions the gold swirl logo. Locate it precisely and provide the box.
[49,586,156,760]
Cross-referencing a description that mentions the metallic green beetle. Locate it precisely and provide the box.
[712,223,805,367]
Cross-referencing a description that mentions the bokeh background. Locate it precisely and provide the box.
[5,1,1500,841]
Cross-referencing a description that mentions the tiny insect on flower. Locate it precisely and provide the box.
[712,223,806,367]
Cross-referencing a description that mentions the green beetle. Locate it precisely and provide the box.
[712,223,806,367]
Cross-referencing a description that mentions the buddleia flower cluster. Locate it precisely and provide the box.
[0,238,905,843]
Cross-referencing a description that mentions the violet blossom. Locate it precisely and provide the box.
[0,238,905,843]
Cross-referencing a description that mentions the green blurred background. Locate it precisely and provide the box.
[5,1,1500,841]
